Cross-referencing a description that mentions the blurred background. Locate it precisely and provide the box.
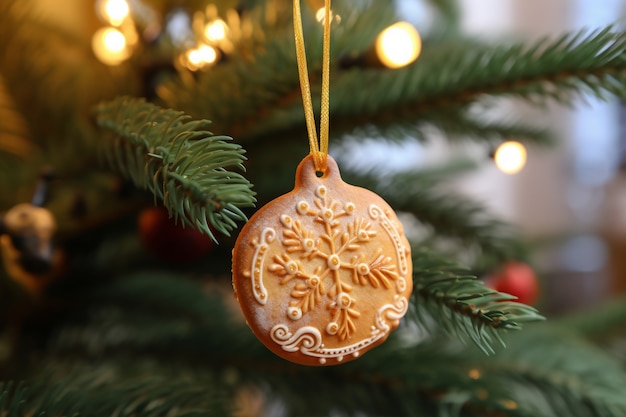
[27,0,626,314]
[364,0,626,315]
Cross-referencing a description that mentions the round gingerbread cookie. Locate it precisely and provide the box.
[232,154,412,366]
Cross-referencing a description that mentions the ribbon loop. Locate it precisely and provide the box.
[293,0,332,173]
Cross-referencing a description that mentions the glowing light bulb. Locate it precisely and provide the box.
[96,0,130,26]
[184,44,219,71]
[375,22,422,69]
[315,7,340,24]
[204,19,228,42]
[92,27,130,65]
[494,141,527,175]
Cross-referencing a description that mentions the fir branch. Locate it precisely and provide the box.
[410,247,544,355]
[345,168,529,266]
[330,27,626,128]
[0,366,230,417]
[223,26,626,145]
[159,2,397,139]
[418,107,554,146]
[482,325,626,417]
[95,96,256,240]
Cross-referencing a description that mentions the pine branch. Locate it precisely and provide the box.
[0,366,230,417]
[482,325,626,417]
[418,106,554,146]
[95,96,256,240]
[214,26,626,145]
[159,2,397,139]
[410,247,543,355]
[330,27,626,128]
[344,168,529,266]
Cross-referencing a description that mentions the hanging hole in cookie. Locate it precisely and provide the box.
[316,171,325,178]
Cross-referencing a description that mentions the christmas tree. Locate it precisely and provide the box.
[1,0,626,415]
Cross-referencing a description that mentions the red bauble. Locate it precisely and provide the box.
[138,206,214,263]
[488,261,539,305]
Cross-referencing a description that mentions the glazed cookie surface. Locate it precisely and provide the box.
[232,155,412,366]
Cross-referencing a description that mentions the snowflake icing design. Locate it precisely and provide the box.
[267,185,401,341]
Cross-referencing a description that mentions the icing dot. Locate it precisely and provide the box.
[280,215,292,227]
[319,358,326,364]
[337,356,344,362]
[297,201,309,214]
[288,306,302,320]
[328,254,341,270]
[322,208,333,221]
[357,263,370,275]
[353,351,360,358]
[307,276,320,288]
[345,202,355,213]
[337,292,352,309]
[326,322,338,335]
[316,186,327,197]
[303,238,315,252]
[286,261,298,275]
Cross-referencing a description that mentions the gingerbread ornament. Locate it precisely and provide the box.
[232,155,412,365]
[232,0,412,365]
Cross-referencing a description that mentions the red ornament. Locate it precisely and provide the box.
[487,261,539,305]
[138,206,214,263]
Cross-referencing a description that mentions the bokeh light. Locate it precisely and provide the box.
[96,0,130,26]
[375,21,421,69]
[92,27,131,65]
[494,141,527,175]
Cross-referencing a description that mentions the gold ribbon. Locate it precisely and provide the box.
[293,0,331,173]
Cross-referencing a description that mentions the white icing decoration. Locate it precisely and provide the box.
[251,228,275,305]
[315,185,327,198]
[288,306,303,320]
[280,215,292,228]
[271,324,322,352]
[297,201,310,215]
[369,204,409,277]
[270,296,408,361]
[327,254,341,270]
[337,292,352,309]
[251,178,411,363]
[357,263,370,275]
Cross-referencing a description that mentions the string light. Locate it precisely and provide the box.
[92,27,131,65]
[315,7,341,24]
[494,141,527,175]
[375,21,422,69]
[182,44,219,71]
[204,19,228,42]
[96,0,130,26]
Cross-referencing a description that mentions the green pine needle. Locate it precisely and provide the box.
[410,248,544,355]
[95,96,256,241]
[336,27,626,128]
[345,168,529,266]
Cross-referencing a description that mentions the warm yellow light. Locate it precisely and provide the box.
[184,44,219,71]
[97,0,130,26]
[92,27,130,65]
[315,7,341,24]
[204,19,228,42]
[375,21,422,69]
[494,141,527,175]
